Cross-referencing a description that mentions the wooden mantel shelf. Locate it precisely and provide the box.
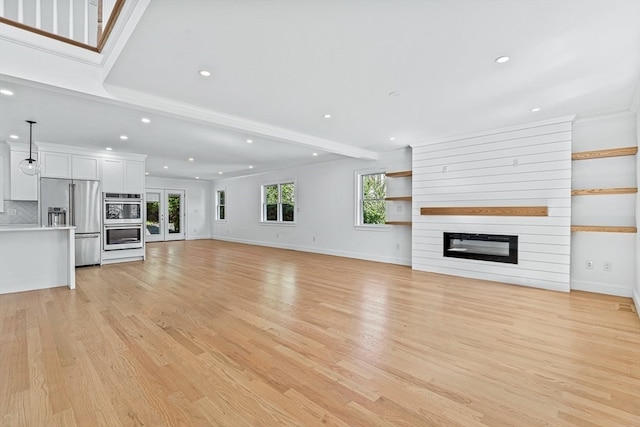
[385,196,412,201]
[385,221,412,226]
[572,188,637,196]
[572,146,637,161]
[571,226,637,233]
[420,206,548,217]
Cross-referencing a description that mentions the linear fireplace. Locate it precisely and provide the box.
[443,233,518,264]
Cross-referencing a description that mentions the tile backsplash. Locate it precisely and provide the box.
[0,200,38,224]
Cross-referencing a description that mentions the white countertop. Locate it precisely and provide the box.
[0,224,75,232]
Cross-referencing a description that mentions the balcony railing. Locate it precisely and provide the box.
[0,0,125,52]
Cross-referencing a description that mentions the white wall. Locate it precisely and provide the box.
[635,110,640,311]
[145,176,211,240]
[571,112,637,297]
[411,117,573,292]
[211,148,412,265]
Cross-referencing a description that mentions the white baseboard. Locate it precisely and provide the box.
[570,279,633,297]
[211,236,411,266]
[188,234,212,241]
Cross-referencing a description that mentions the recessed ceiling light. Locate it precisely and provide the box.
[163,166,168,169]
[145,172,149,175]
[188,157,194,162]
[323,114,332,119]
[105,147,112,151]
[530,107,541,112]
[495,56,510,63]
[141,117,151,124]
[0,89,14,96]
[9,134,19,139]
[195,177,200,180]
[246,139,253,144]
[120,135,128,140]
[249,165,254,169]
[389,137,396,141]
[218,171,223,175]
[312,152,318,156]
[199,70,212,77]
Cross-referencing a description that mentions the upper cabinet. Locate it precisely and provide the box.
[72,155,100,180]
[6,143,38,201]
[101,158,144,194]
[10,150,38,200]
[36,143,147,195]
[40,151,100,180]
[40,151,71,178]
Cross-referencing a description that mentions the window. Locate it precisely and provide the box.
[216,190,226,220]
[357,172,386,225]
[262,182,295,223]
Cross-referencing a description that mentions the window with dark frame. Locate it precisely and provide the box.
[262,182,295,223]
[217,190,226,220]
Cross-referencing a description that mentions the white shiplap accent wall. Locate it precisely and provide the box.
[411,117,573,292]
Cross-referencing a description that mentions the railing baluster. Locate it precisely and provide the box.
[17,0,23,23]
[69,0,74,40]
[35,0,41,29]
[0,0,5,17]
[53,0,58,35]
[83,0,89,44]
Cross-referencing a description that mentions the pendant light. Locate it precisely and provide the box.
[19,120,40,176]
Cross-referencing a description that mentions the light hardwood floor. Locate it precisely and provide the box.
[1,240,639,426]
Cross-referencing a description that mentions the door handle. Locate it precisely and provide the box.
[76,234,100,239]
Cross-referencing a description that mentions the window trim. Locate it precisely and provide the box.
[215,189,226,222]
[355,169,388,229]
[260,179,297,224]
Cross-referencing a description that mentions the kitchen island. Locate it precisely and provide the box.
[0,225,75,294]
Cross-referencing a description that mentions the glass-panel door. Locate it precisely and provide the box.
[165,190,185,241]
[145,190,164,242]
[145,189,186,242]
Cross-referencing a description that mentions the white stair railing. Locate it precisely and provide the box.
[0,0,123,50]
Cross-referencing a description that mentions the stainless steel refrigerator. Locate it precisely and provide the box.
[40,178,101,266]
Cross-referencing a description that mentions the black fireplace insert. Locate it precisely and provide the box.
[443,232,518,264]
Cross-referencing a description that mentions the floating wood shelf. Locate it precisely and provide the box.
[386,171,412,178]
[572,187,637,196]
[420,206,548,217]
[385,196,412,201]
[385,221,412,226]
[572,146,637,161]
[571,226,637,233]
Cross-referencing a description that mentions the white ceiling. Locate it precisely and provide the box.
[1,0,639,181]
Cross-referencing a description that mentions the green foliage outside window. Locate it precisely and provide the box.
[264,182,295,222]
[362,173,386,225]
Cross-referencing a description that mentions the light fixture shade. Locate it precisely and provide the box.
[20,120,40,176]
[19,158,40,175]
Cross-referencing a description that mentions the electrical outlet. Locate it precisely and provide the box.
[586,260,593,270]
[603,262,612,272]
[7,209,17,216]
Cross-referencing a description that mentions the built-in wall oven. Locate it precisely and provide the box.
[104,193,142,224]
[103,193,144,251]
[104,223,143,250]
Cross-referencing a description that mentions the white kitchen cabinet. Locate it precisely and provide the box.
[41,151,101,181]
[10,150,38,200]
[101,158,124,193]
[124,160,145,194]
[72,155,100,180]
[101,159,144,194]
[40,151,72,178]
